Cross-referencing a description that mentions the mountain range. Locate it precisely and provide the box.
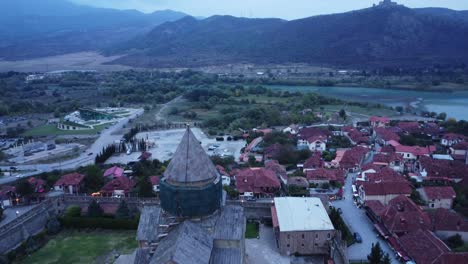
[1,0,468,69]
[0,0,187,60]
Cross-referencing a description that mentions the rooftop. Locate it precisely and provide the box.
[273,197,334,232]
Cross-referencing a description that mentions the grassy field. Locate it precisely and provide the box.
[22,123,110,137]
[20,230,137,264]
[245,222,260,239]
[454,242,468,252]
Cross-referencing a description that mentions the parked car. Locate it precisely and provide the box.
[354,232,362,243]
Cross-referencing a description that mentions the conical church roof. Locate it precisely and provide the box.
[163,127,219,184]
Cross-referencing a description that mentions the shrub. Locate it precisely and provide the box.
[59,216,138,230]
[446,234,464,249]
[87,200,104,218]
[65,206,82,218]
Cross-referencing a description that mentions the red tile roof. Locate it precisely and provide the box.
[361,182,412,196]
[306,168,345,183]
[150,176,160,185]
[298,127,331,141]
[264,143,282,159]
[100,177,135,194]
[54,173,85,186]
[340,146,369,169]
[365,167,407,183]
[375,127,401,142]
[423,186,456,200]
[428,208,468,232]
[287,177,309,188]
[395,145,435,156]
[366,200,386,216]
[398,230,449,264]
[372,152,403,165]
[420,156,468,180]
[380,196,430,235]
[104,166,124,178]
[235,168,281,194]
[265,160,287,179]
[442,133,465,141]
[453,141,468,150]
[303,152,323,169]
[28,177,46,193]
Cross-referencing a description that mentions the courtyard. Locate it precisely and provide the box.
[20,230,137,264]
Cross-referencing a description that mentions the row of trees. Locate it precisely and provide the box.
[95,145,117,164]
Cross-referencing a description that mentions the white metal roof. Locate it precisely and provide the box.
[274,197,334,232]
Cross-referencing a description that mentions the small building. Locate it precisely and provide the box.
[0,186,16,208]
[283,124,300,135]
[306,169,345,186]
[340,146,370,172]
[100,177,135,197]
[369,116,390,128]
[395,145,435,161]
[104,166,124,179]
[441,133,465,147]
[54,172,86,194]
[450,141,468,160]
[358,181,412,205]
[419,186,456,209]
[150,176,160,193]
[272,197,336,256]
[303,152,324,172]
[235,168,281,197]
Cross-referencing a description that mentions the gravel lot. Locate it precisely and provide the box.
[106,128,246,164]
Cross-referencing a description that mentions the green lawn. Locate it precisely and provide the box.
[22,123,111,137]
[245,222,260,239]
[454,242,468,252]
[20,230,137,264]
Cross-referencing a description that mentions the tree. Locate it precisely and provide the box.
[382,253,391,264]
[446,234,464,249]
[0,207,3,219]
[83,165,104,193]
[87,200,104,217]
[339,109,347,121]
[138,176,154,198]
[437,112,447,121]
[115,200,131,219]
[15,179,33,197]
[367,242,385,264]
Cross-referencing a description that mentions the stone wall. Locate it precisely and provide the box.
[0,199,60,254]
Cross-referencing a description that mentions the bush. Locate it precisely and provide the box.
[87,200,104,218]
[446,234,464,249]
[59,216,138,230]
[65,206,82,218]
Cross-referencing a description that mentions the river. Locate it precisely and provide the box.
[268,85,468,121]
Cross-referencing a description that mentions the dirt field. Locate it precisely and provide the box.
[0,52,136,72]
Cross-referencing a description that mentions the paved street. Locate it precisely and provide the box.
[246,225,290,264]
[0,108,144,184]
[332,174,398,263]
[0,205,36,227]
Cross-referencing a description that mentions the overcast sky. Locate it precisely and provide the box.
[71,0,468,19]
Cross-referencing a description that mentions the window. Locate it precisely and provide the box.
[301,244,305,247]
[287,244,290,248]
[287,234,290,239]
[302,234,305,239]
[327,233,331,239]
[315,234,318,239]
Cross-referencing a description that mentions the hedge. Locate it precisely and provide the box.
[59,216,138,230]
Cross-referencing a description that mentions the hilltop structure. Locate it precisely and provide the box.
[127,127,246,264]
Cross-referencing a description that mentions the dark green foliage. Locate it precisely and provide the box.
[65,206,82,218]
[329,208,354,245]
[367,242,390,264]
[327,136,352,149]
[263,131,295,146]
[223,185,239,199]
[87,200,104,218]
[410,190,426,205]
[443,119,468,136]
[95,144,117,164]
[138,176,155,198]
[115,200,131,220]
[46,217,62,235]
[339,109,347,121]
[15,179,33,197]
[322,151,337,162]
[0,207,3,219]
[446,234,464,249]
[82,165,104,193]
[288,185,308,197]
[59,216,139,230]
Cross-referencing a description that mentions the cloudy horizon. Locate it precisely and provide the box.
[70,0,468,19]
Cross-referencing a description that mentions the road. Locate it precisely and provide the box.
[0,108,144,185]
[332,174,399,263]
[155,96,182,122]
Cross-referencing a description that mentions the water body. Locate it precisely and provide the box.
[268,85,468,121]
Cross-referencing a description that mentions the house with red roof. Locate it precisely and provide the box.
[428,208,468,241]
[419,186,456,209]
[104,166,124,179]
[265,160,287,184]
[0,185,16,207]
[417,156,468,183]
[441,133,465,147]
[373,127,401,146]
[54,172,86,194]
[340,146,370,172]
[358,182,412,205]
[303,152,324,171]
[363,167,407,183]
[28,177,46,194]
[372,152,404,172]
[395,145,436,161]
[297,128,331,152]
[369,116,390,128]
[398,229,450,264]
[306,168,345,186]
[450,141,468,160]
[234,167,281,197]
[100,177,135,197]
